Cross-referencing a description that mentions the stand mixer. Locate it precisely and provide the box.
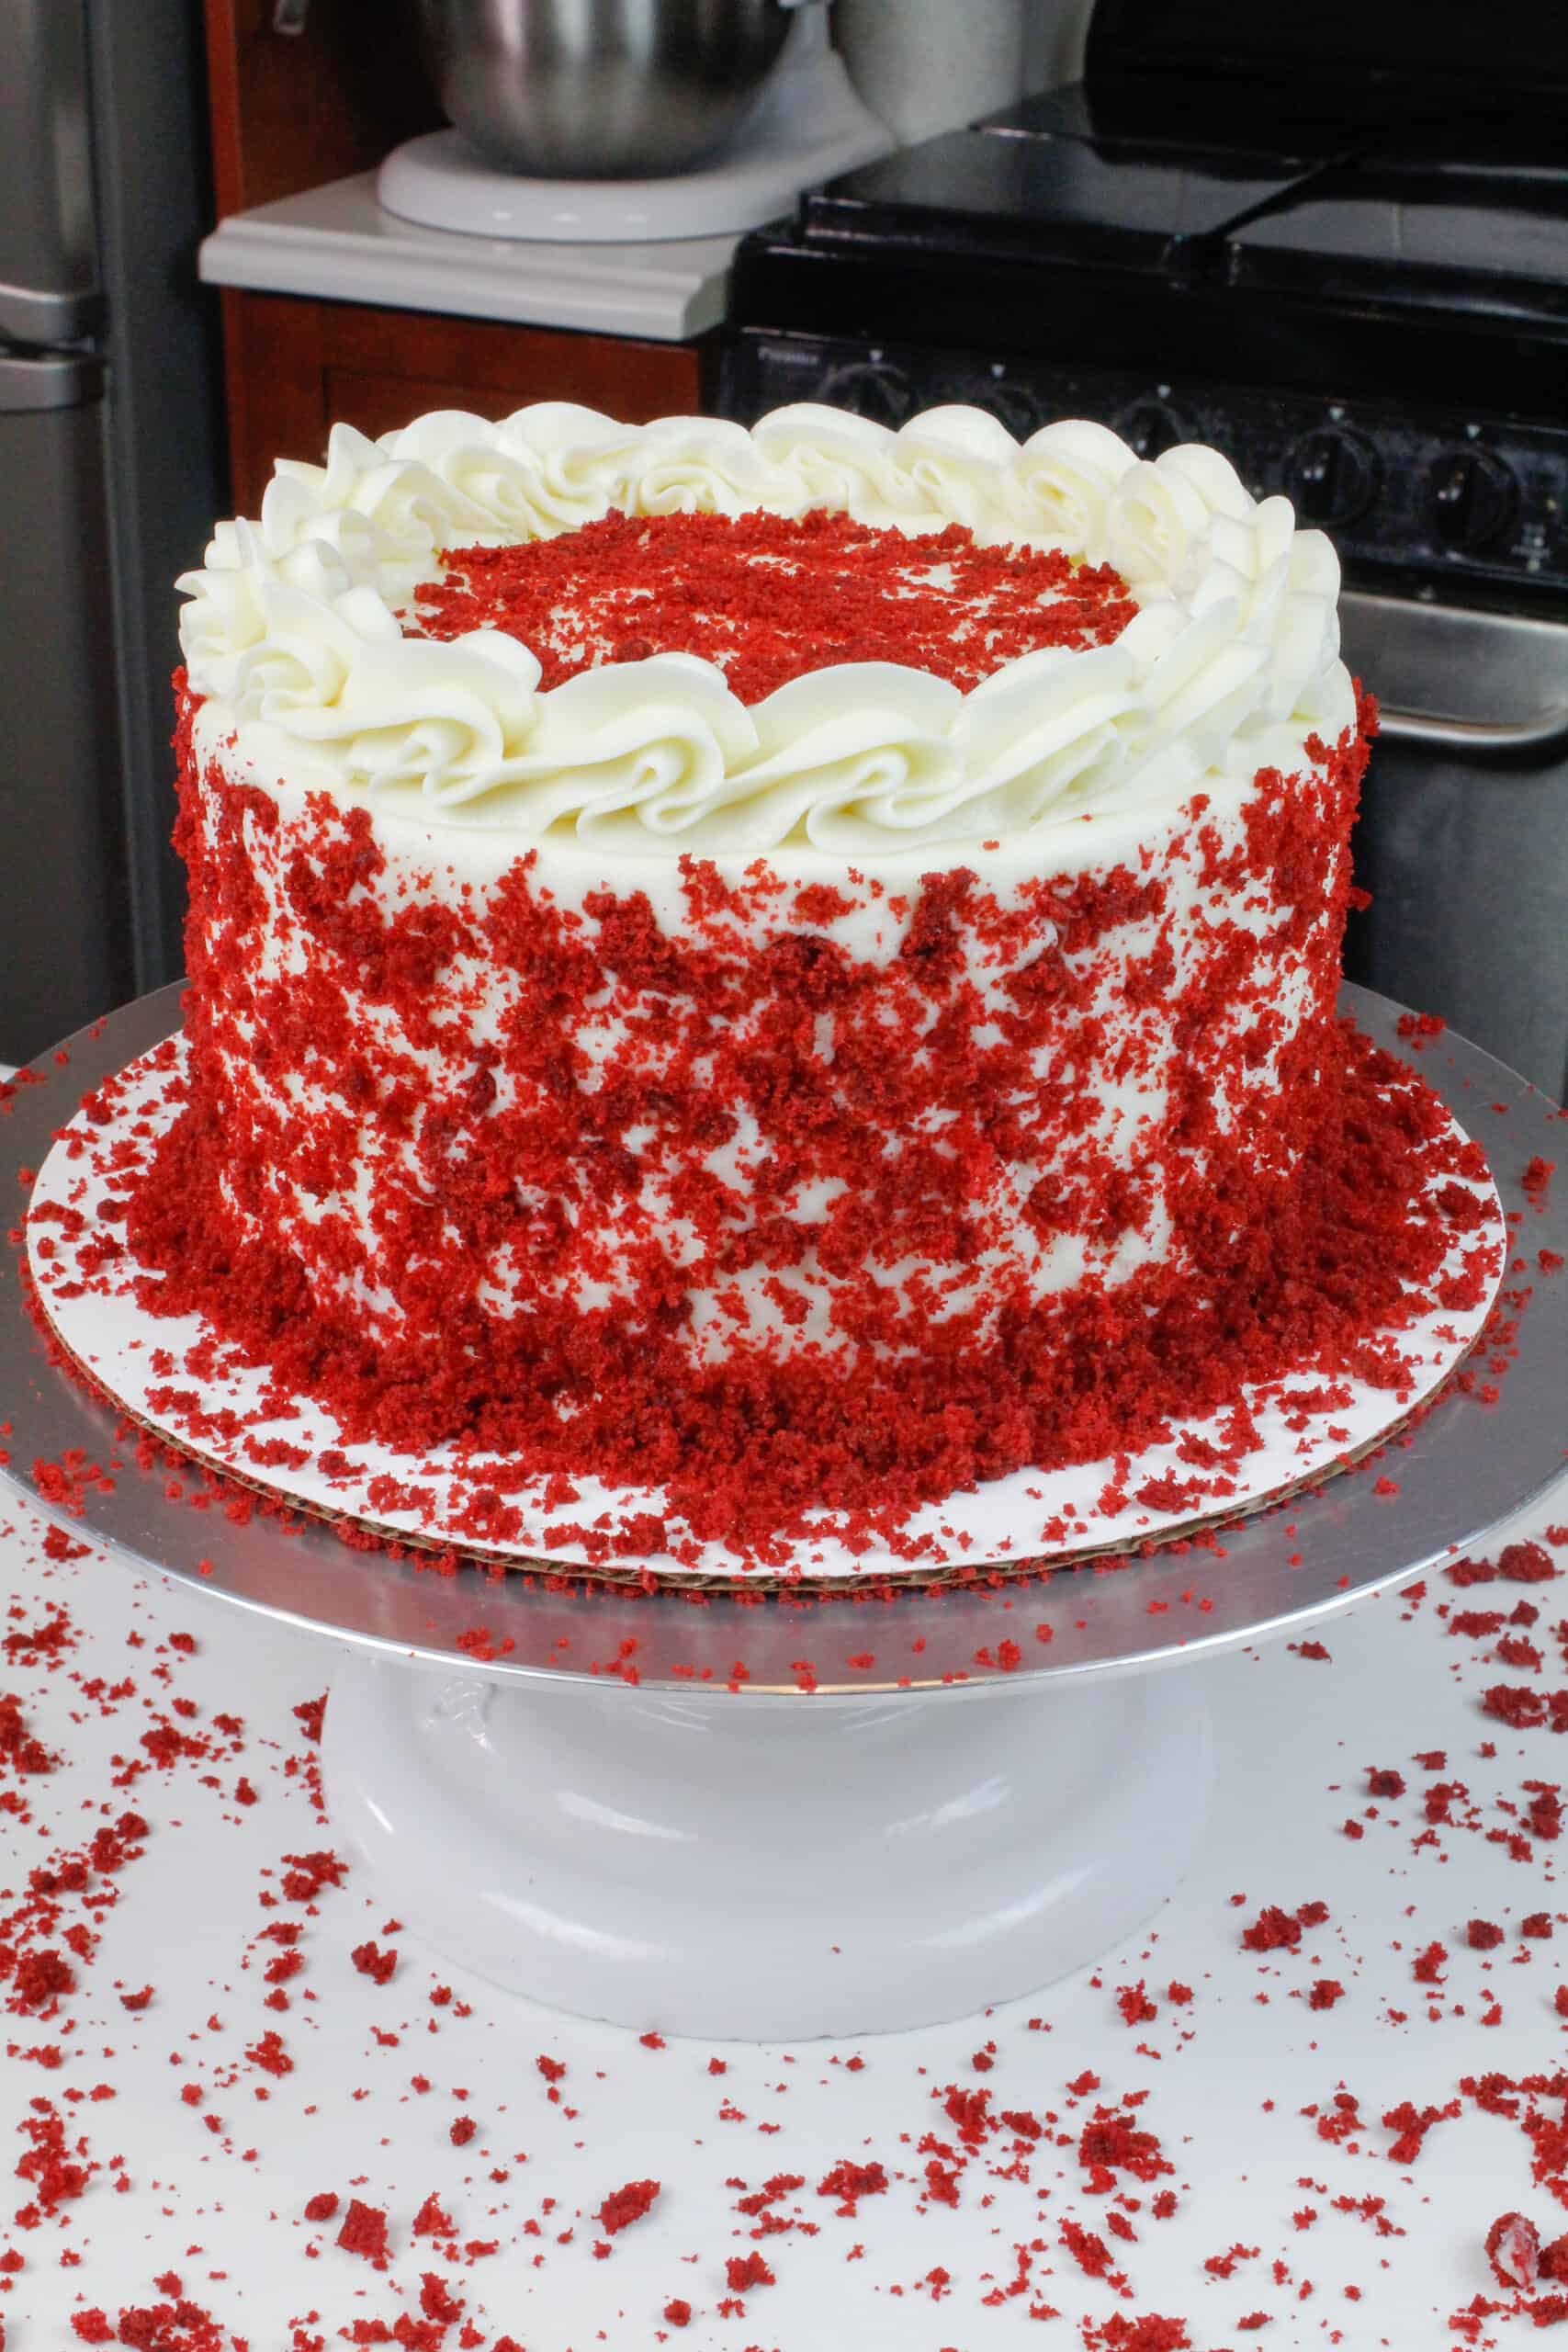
[378,0,892,243]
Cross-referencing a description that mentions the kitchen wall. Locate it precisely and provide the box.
[835,0,1092,145]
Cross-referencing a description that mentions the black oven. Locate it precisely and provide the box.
[718,0,1568,1101]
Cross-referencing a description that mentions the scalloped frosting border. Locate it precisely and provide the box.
[177,401,1356,855]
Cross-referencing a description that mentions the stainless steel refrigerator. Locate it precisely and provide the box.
[2,0,222,1063]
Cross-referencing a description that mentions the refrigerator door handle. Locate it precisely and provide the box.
[0,279,106,347]
[0,352,104,415]
[0,0,102,339]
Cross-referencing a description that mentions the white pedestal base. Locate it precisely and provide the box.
[323,1657,1215,2040]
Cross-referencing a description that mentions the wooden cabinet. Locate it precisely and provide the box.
[204,0,443,219]
[204,0,716,514]
[221,291,714,516]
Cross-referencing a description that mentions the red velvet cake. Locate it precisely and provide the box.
[122,401,1476,1555]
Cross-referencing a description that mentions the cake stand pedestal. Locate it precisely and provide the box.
[324,1656,1214,2039]
[3,986,1564,2038]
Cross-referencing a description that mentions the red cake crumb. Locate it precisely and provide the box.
[412,2192,455,2237]
[1383,2097,1461,2162]
[1116,1982,1159,2025]
[817,2159,888,2214]
[1500,1541,1556,1583]
[597,2177,661,2234]
[1241,1905,1304,1953]
[335,2197,390,2261]
[350,1939,398,1985]
[12,1948,75,2009]
[412,508,1138,703]
[1087,2324,1190,2352]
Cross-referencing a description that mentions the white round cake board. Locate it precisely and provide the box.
[27,1035,1506,1583]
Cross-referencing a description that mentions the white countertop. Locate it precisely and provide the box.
[199,173,741,343]
[3,1460,1563,2346]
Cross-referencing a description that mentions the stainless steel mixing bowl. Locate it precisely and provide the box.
[412,0,798,178]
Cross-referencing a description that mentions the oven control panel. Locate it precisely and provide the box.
[722,331,1568,605]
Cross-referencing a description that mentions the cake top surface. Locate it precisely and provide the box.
[412,509,1139,701]
[177,401,1353,857]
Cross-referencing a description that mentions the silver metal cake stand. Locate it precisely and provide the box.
[3,985,1563,2038]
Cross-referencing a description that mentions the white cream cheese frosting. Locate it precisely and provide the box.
[177,402,1355,858]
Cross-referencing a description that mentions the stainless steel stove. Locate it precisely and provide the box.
[719,0,1568,1100]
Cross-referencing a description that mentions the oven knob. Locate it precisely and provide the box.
[818,361,912,428]
[942,379,1040,439]
[1116,400,1187,460]
[1425,447,1520,554]
[1282,428,1381,528]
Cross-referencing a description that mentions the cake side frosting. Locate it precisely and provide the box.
[175,404,1354,856]
[164,682,1360,1385]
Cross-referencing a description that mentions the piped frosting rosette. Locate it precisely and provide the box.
[177,402,1355,855]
